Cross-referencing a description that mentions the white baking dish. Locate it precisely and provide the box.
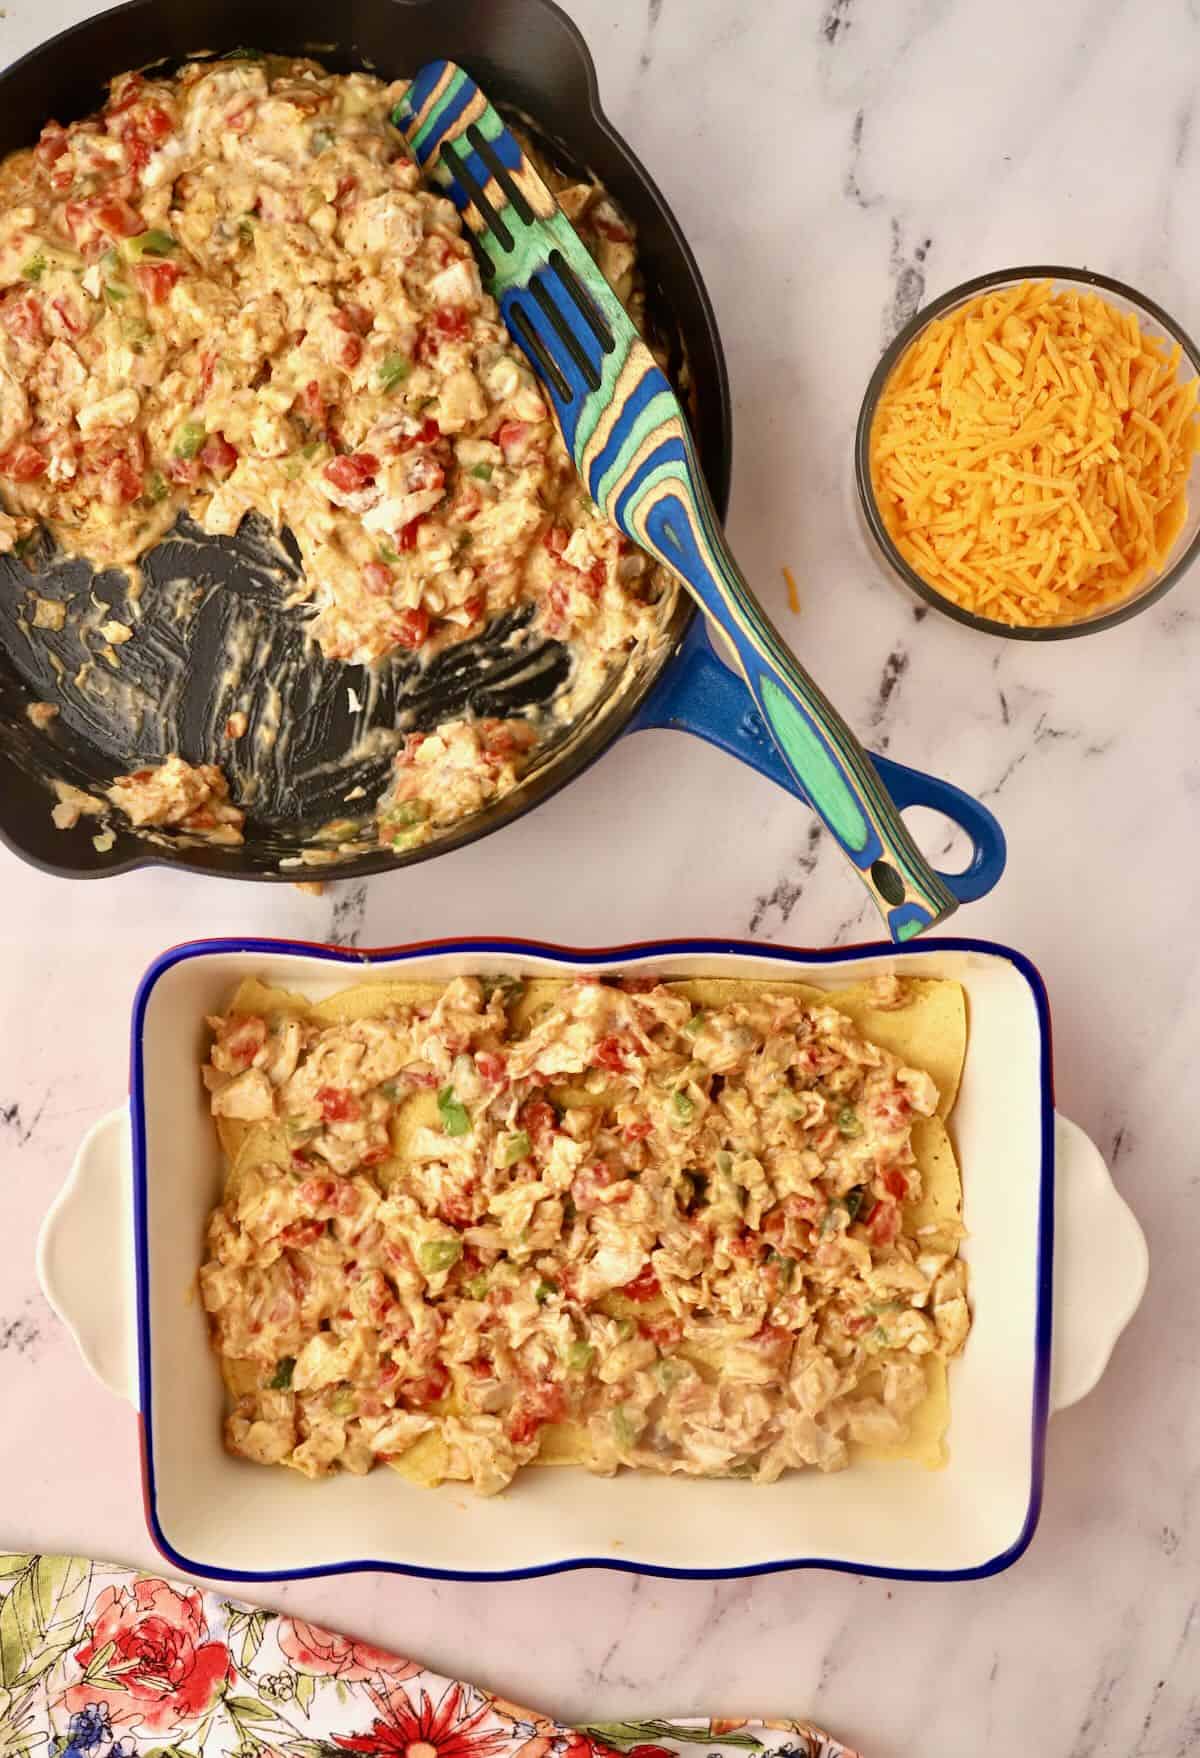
[38,935,1147,1584]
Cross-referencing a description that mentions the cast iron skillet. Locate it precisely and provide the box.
[0,0,1005,902]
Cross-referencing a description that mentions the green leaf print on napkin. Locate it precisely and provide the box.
[585,1723,765,1751]
[0,1556,92,1691]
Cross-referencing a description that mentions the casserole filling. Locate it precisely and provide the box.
[200,973,970,1494]
[0,55,675,850]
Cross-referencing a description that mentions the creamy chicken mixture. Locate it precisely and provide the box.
[200,975,970,1495]
[1,55,673,850]
[48,755,245,842]
[107,754,245,842]
[377,716,539,847]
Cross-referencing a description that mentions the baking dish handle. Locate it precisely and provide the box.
[626,615,1006,905]
[36,1106,138,1407]
[1052,1113,1148,1412]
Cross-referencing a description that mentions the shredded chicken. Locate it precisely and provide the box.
[107,754,245,843]
[201,976,971,1495]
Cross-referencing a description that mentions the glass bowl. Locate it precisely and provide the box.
[854,265,1200,640]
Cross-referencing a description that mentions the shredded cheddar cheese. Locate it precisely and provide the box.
[783,564,801,614]
[869,280,1200,626]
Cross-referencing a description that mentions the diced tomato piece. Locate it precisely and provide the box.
[334,174,359,209]
[64,193,144,253]
[506,1408,543,1448]
[103,456,143,505]
[120,102,173,170]
[869,1201,900,1247]
[592,213,633,243]
[402,1363,449,1408]
[624,1120,653,1144]
[221,1015,265,1066]
[299,379,325,430]
[474,1049,507,1086]
[621,1264,661,1302]
[438,1181,478,1228]
[1,294,43,344]
[397,515,426,553]
[395,732,426,767]
[581,558,606,600]
[279,1218,325,1248]
[0,445,47,483]
[340,301,373,335]
[434,305,469,339]
[362,561,394,597]
[323,451,379,493]
[297,1175,336,1207]
[453,480,483,525]
[122,132,150,173]
[95,194,144,236]
[499,421,531,463]
[49,296,86,338]
[405,454,444,495]
[333,307,365,369]
[134,260,182,305]
[391,607,430,649]
[105,73,145,117]
[198,349,219,395]
[63,201,89,243]
[360,1144,391,1168]
[543,580,571,635]
[144,102,174,140]
[593,1034,632,1074]
[199,432,237,476]
[479,720,535,762]
[506,1382,566,1446]
[316,1086,361,1124]
[517,1099,558,1151]
[541,522,569,556]
[883,1168,909,1201]
[387,418,442,461]
[34,122,69,170]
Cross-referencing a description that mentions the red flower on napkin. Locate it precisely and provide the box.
[58,1577,231,1733]
[335,1682,511,1758]
[280,1617,423,1683]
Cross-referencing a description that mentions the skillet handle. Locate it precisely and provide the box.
[626,617,1006,906]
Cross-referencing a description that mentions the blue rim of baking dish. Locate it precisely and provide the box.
[129,934,1056,1584]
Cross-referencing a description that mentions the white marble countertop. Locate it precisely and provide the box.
[1,0,1196,1752]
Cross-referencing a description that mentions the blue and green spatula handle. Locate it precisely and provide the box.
[396,62,1000,941]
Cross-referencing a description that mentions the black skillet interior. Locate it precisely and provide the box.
[0,0,731,881]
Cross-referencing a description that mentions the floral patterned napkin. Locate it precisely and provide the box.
[0,1556,859,1758]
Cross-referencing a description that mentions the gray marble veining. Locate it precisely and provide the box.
[1,2,1198,1754]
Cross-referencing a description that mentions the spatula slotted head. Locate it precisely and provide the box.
[393,60,677,505]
